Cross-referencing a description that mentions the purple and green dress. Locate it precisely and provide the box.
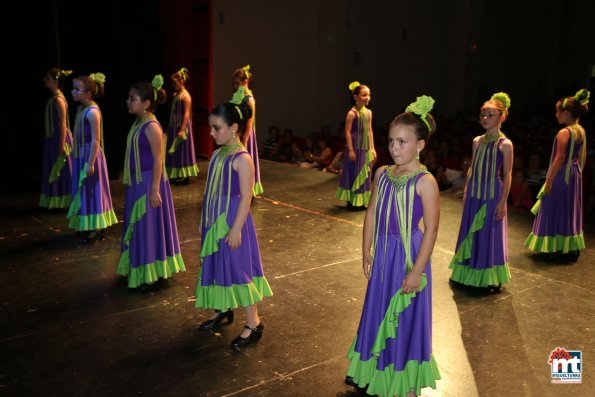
[525,125,585,253]
[336,107,374,206]
[195,144,272,311]
[67,105,117,231]
[40,93,73,209]
[116,115,186,288]
[346,165,440,396]
[166,91,199,178]
[449,133,511,286]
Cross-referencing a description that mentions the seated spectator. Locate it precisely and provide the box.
[509,169,534,211]
[525,153,547,199]
[270,128,302,163]
[324,151,343,173]
[442,156,470,198]
[299,135,333,169]
[261,125,280,159]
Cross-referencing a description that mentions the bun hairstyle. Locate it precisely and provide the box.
[75,72,106,99]
[171,67,189,84]
[390,95,437,143]
[210,101,253,138]
[233,64,253,84]
[560,88,590,119]
[130,74,167,113]
[47,67,72,90]
[483,92,511,117]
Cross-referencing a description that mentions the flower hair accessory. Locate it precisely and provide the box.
[89,72,106,85]
[59,69,73,78]
[230,85,246,105]
[405,95,435,131]
[177,67,189,82]
[241,64,251,78]
[490,92,511,109]
[151,74,164,100]
[348,81,360,93]
[575,88,590,105]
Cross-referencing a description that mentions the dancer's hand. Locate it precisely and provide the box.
[363,253,372,279]
[225,229,242,250]
[401,271,422,294]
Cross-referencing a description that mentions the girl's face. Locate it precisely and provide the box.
[71,80,89,103]
[209,114,238,146]
[126,89,149,117]
[388,124,423,166]
[232,76,246,91]
[479,106,504,130]
[43,74,57,90]
[555,102,571,125]
[171,78,183,92]
[354,87,371,107]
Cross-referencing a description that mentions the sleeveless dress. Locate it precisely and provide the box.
[195,145,272,310]
[525,125,585,253]
[336,107,374,206]
[449,133,511,286]
[346,166,440,396]
[166,91,199,178]
[67,105,117,231]
[40,93,73,209]
[116,116,186,288]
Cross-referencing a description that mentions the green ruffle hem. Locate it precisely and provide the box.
[68,210,118,232]
[448,203,510,286]
[346,275,440,396]
[39,194,71,209]
[253,181,264,197]
[167,164,199,178]
[195,272,273,311]
[335,188,371,207]
[524,232,585,253]
[116,194,186,288]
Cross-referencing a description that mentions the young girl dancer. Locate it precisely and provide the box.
[230,65,263,196]
[67,73,117,243]
[449,92,513,293]
[336,81,376,209]
[195,101,272,348]
[116,75,186,288]
[525,89,589,262]
[40,67,73,209]
[345,96,441,396]
[166,67,199,184]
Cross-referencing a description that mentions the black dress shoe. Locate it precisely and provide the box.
[199,310,234,330]
[82,230,105,244]
[230,323,264,348]
[487,283,502,294]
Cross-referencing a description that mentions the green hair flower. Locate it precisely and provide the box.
[490,92,511,109]
[242,64,250,73]
[61,70,73,77]
[348,81,360,92]
[151,74,164,90]
[89,72,106,85]
[405,95,435,118]
[575,88,590,105]
[230,85,246,105]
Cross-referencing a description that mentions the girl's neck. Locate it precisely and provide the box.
[565,119,579,127]
[223,138,242,148]
[392,160,422,176]
[485,128,501,137]
[82,99,96,108]
[355,104,366,110]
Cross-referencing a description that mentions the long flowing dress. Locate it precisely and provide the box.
[67,105,117,231]
[346,166,440,396]
[40,93,73,209]
[525,125,585,253]
[195,145,272,310]
[449,133,511,286]
[166,90,199,178]
[336,107,374,206]
[116,116,186,288]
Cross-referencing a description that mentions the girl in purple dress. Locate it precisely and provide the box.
[195,101,272,349]
[449,93,513,293]
[345,96,441,396]
[67,73,117,244]
[231,65,263,196]
[336,81,377,209]
[40,68,73,209]
[525,89,589,262]
[166,67,199,184]
[116,75,186,288]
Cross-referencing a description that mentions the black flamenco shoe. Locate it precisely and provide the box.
[345,376,368,394]
[82,230,105,244]
[230,323,264,348]
[487,283,502,294]
[199,310,234,330]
